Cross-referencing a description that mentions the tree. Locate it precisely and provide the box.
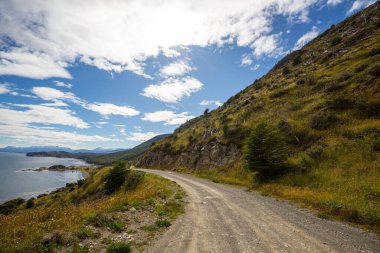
[104,161,128,193]
[243,122,288,182]
[203,108,209,115]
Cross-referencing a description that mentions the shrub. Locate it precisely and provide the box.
[108,220,125,233]
[25,198,35,209]
[76,227,99,239]
[306,76,317,86]
[310,111,337,130]
[243,122,288,182]
[296,79,305,85]
[331,36,342,46]
[282,66,290,75]
[327,97,355,110]
[124,170,144,191]
[0,198,25,214]
[106,242,131,253]
[71,244,90,253]
[292,54,302,66]
[155,219,171,228]
[368,65,380,77]
[104,161,128,193]
[354,64,368,73]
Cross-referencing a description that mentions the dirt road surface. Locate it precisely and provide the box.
[139,169,380,253]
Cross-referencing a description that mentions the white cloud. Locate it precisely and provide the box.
[32,87,77,101]
[127,131,162,142]
[0,124,111,146]
[32,86,140,117]
[141,77,203,103]
[0,83,11,94]
[0,0,318,79]
[83,103,140,118]
[293,26,319,50]
[54,80,72,89]
[160,60,193,77]
[0,49,71,79]
[327,0,343,6]
[0,104,89,129]
[142,110,194,125]
[200,100,222,107]
[347,0,375,15]
[251,35,282,57]
[241,54,253,66]
[41,101,69,107]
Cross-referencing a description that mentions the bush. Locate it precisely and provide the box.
[104,161,128,193]
[282,66,290,75]
[71,244,90,253]
[25,198,35,209]
[124,171,144,191]
[243,122,288,182]
[331,36,342,46]
[292,54,302,66]
[108,220,125,233]
[310,111,337,130]
[0,198,25,214]
[76,227,99,239]
[155,219,171,228]
[368,65,380,77]
[106,242,131,253]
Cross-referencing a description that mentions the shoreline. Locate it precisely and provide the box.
[23,165,95,179]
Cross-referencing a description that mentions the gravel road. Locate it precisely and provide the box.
[140,169,380,253]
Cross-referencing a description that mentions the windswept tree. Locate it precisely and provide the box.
[243,122,288,182]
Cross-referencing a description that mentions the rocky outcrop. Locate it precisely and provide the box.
[136,140,241,170]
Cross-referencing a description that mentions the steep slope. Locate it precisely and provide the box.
[138,2,380,170]
[137,3,380,231]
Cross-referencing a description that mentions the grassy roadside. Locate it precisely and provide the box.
[0,164,185,252]
[164,160,380,235]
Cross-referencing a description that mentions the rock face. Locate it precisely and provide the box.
[136,140,241,170]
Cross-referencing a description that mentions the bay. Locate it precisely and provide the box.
[0,152,90,203]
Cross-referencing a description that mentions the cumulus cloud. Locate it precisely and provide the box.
[251,35,283,57]
[32,86,139,117]
[83,103,140,118]
[0,0,318,79]
[32,87,77,101]
[200,100,222,107]
[54,81,72,89]
[0,104,89,129]
[347,0,376,15]
[141,77,203,103]
[160,60,193,77]
[127,131,163,142]
[0,49,71,79]
[142,110,194,125]
[293,26,319,50]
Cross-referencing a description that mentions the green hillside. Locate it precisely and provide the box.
[137,3,380,232]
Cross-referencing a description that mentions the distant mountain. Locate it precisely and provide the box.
[26,134,170,165]
[0,146,126,154]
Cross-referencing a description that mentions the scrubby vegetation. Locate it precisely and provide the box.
[138,3,380,233]
[0,163,185,252]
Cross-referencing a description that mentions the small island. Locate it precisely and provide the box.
[23,165,97,178]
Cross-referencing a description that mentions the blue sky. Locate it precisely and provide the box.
[0,0,375,149]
